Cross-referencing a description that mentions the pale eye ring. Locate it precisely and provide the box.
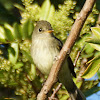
[39,28,42,32]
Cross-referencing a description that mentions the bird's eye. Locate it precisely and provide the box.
[39,28,42,32]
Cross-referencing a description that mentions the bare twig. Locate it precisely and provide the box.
[37,0,96,100]
[73,44,86,67]
[48,83,62,100]
[77,58,87,82]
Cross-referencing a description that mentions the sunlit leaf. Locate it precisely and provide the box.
[14,3,25,11]
[47,5,55,21]
[76,34,91,48]
[89,43,100,51]
[22,21,29,39]
[81,53,94,58]
[4,23,14,36]
[8,43,19,64]
[4,23,15,41]
[13,23,22,40]
[87,54,100,64]
[13,62,24,69]
[91,27,100,39]
[4,28,14,41]
[40,0,51,20]
[82,59,100,79]
[28,19,34,37]
[0,26,6,42]
[86,38,100,44]
[58,94,69,100]
[84,43,94,54]
[22,19,34,39]
[73,78,83,88]
[28,64,36,81]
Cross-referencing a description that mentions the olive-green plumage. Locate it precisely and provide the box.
[31,20,86,100]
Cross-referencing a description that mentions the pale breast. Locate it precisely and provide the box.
[31,36,59,75]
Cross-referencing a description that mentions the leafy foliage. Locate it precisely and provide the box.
[82,27,100,79]
[0,0,100,99]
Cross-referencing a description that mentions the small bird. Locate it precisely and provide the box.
[31,20,86,100]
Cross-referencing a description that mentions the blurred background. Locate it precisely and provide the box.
[0,0,100,99]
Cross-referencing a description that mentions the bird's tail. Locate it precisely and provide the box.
[66,82,86,100]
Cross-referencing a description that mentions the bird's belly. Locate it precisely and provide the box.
[32,45,59,75]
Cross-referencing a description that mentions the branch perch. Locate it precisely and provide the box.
[37,0,96,100]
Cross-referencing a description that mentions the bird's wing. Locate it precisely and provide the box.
[54,36,76,78]
[67,56,76,78]
[54,36,63,50]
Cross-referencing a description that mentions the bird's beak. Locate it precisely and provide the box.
[46,30,54,33]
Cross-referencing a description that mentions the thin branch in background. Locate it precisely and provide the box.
[77,58,87,82]
[48,83,62,100]
[37,0,96,100]
[73,44,86,67]
[68,97,72,100]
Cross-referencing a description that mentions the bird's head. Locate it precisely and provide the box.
[32,20,54,37]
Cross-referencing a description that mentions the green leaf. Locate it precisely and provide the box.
[13,23,22,40]
[58,94,69,100]
[22,19,34,39]
[73,78,82,88]
[91,27,100,39]
[14,3,25,11]
[28,64,36,81]
[84,44,95,54]
[4,23,14,34]
[40,0,51,20]
[97,68,100,79]
[87,54,100,64]
[4,23,15,41]
[0,26,6,42]
[21,50,33,63]
[86,38,100,44]
[47,5,55,21]
[89,43,100,51]
[13,62,24,69]
[81,53,94,58]
[84,86,100,97]
[82,59,100,79]
[4,28,14,41]
[0,70,5,78]
[27,19,34,37]
[8,43,19,64]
